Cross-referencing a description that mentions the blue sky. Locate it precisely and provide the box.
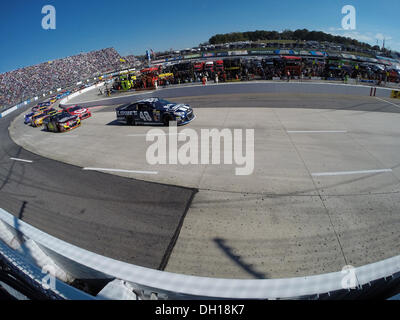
[1,0,399,73]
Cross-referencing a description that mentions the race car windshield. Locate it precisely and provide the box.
[57,113,71,119]
[155,99,174,107]
[69,106,82,112]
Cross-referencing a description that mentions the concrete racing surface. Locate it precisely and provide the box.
[1,106,196,271]
[8,83,400,279]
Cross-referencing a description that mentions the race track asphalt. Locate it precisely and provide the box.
[4,82,400,280]
[60,83,400,279]
[0,104,196,270]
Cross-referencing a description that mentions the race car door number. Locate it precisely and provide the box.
[139,111,152,122]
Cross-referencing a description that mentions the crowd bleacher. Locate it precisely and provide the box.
[2,42,399,111]
[0,48,124,109]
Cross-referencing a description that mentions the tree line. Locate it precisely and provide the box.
[208,29,380,50]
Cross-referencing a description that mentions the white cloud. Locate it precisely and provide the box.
[343,31,374,43]
[325,29,373,42]
[328,27,344,32]
[324,29,398,49]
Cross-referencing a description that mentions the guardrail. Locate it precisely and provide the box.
[1,208,399,299]
[58,82,105,107]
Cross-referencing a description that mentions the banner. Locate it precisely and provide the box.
[275,50,294,55]
[299,50,312,56]
[310,51,327,56]
[152,59,165,64]
[184,54,201,59]
[228,50,248,56]
[341,53,357,59]
[159,73,174,79]
[249,50,273,55]
[202,53,215,57]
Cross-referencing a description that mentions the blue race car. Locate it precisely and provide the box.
[24,112,35,124]
[115,97,195,126]
[26,101,53,124]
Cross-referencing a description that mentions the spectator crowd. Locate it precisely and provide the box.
[0,48,124,109]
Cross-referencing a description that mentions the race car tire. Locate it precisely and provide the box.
[126,116,135,126]
[163,114,172,127]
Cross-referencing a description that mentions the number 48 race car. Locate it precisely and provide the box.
[116,97,195,126]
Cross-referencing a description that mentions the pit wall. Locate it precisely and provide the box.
[59,81,397,109]
[58,82,105,106]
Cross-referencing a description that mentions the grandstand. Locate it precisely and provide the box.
[0,48,134,109]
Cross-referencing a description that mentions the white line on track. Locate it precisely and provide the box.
[10,157,33,163]
[312,169,392,177]
[375,97,400,109]
[287,130,347,134]
[83,167,158,175]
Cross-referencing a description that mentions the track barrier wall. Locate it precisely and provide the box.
[1,208,400,299]
[2,81,400,299]
[58,82,105,107]
[0,82,105,120]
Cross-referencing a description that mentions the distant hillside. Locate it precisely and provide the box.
[209,29,379,50]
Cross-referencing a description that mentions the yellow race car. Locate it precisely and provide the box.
[31,109,58,127]
[48,96,58,104]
